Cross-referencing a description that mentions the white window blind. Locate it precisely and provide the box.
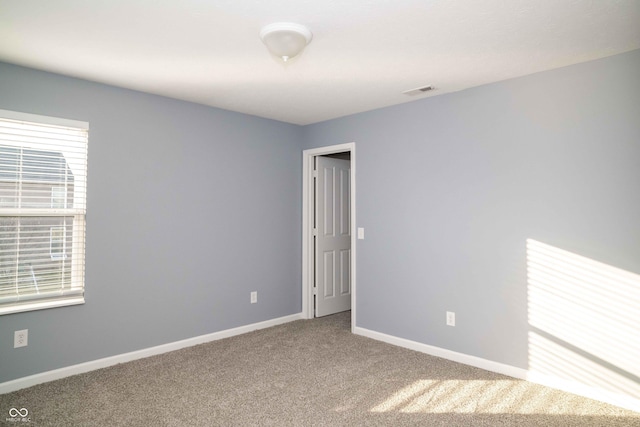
[0,110,88,315]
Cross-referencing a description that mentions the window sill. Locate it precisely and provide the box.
[0,296,85,316]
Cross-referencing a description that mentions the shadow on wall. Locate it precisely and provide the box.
[526,239,640,410]
[366,241,640,416]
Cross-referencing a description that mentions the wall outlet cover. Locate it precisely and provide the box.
[446,311,456,327]
[14,329,28,348]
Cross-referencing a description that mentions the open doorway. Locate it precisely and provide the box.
[302,143,356,332]
[315,153,351,317]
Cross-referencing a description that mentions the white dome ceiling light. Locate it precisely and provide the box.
[260,23,312,62]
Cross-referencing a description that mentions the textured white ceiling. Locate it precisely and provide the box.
[1,0,639,125]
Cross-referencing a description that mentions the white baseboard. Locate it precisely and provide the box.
[353,326,527,378]
[354,326,640,413]
[0,312,303,394]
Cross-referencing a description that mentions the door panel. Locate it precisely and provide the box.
[323,251,335,297]
[340,249,350,295]
[340,168,350,236]
[315,156,351,317]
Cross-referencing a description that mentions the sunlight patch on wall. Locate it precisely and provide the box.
[369,379,617,414]
[527,239,640,408]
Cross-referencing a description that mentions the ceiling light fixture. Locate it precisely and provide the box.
[260,23,312,62]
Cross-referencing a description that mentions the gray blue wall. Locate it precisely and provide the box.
[0,62,303,383]
[1,49,639,397]
[304,49,640,373]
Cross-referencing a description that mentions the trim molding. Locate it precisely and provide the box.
[354,326,526,378]
[0,313,303,394]
[354,326,640,413]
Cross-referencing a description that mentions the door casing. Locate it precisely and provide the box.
[302,142,356,331]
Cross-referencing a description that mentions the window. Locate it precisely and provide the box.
[0,110,88,315]
[51,186,67,209]
[50,226,68,260]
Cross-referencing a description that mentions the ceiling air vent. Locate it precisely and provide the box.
[402,85,434,96]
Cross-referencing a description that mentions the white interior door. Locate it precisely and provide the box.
[315,156,351,317]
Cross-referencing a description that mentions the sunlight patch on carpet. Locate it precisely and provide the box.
[370,379,625,414]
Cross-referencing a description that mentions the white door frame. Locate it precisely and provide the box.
[302,142,356,332]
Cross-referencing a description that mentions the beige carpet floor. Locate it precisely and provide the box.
[1,311,639,426]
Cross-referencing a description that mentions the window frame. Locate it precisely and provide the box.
[0,109,88,315]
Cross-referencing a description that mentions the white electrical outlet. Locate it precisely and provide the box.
[446,311,456,327]
[14,329,28,348]
[250,291,257,304]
